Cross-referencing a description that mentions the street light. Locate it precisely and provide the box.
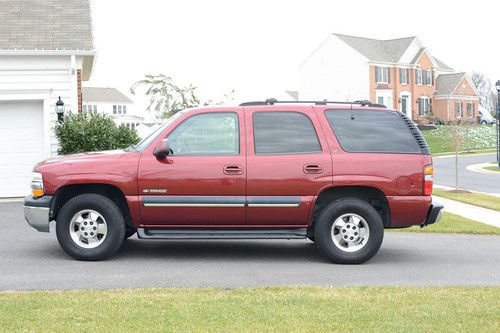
[55,96,65,123]
[496,80,500,168]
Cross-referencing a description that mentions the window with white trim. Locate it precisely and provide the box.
[455,102,463,118]
[399,68,408,84]
[375,66,390,83]
[467,102,474,117]
[418,97,430,116]
[83,104,97,114]
[416,69,423,85]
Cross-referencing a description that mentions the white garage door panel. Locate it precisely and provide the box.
[0,101,45,197]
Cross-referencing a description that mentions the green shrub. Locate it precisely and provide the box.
[55,113,141,155]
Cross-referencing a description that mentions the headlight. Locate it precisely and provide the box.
[31,172,44,197]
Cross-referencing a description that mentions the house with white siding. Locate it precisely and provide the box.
[82,87,144,130]
[0,0,95,197]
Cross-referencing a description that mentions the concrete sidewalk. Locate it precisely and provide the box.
[432,195,500,228]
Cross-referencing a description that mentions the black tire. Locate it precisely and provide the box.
[314,198,384,264]
[124,227,137,239]
[56,194,125,261]
[481,120,487,125]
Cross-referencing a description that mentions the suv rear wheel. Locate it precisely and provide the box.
[56,194,125,261]
[314,198,384,264]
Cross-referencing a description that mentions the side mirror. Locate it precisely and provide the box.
[153,139,170,158]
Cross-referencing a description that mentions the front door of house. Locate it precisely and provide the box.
[400,95,410,118]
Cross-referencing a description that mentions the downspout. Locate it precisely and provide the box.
[70,55,77,115]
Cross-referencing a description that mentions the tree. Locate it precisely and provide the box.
[130,74,235,119]
[130,74,200,119]
[470,72,495,111]
[449,123,464,190]
[55,113,140,155]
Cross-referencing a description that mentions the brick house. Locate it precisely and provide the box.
[299,33,479,123]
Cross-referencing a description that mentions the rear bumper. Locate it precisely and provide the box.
[423,202,444,227]
[23,195,53,233]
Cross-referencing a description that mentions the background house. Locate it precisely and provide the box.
[299,33,479,123]
[0,0,95,197]
[82,87,143,130]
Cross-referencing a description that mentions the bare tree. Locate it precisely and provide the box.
[449,123,464,190]
[130,74,236,119]
[470,72,495,111]
[130,74,200,119]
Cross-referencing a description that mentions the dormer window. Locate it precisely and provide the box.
[375,66,390,84]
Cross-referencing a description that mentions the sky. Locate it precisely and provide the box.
[87,0,500,114]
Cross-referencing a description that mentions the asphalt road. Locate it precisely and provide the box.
[433,153,500,194]
[1,202,499,291]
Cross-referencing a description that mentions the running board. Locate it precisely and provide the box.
[137,228,307,240]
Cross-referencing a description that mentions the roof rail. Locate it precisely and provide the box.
[239,98,386,108]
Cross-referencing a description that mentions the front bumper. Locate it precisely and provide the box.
[23,195,53,233]
[422,202,444,227]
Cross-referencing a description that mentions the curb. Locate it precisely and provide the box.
[0,197,24,203]
[433,152,496,159]
[466,163,500,175]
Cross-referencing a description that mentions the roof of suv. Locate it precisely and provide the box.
[187,100,393,113]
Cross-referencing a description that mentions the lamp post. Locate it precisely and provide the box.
[55,96,65,123]
[496,80,500,168]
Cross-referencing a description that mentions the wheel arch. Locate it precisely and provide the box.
[50,183,133,227]
[311,186,390,228]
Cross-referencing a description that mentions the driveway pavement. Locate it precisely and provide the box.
[434,153,500,194]
[1,202,499,290]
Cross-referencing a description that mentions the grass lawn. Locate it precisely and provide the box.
[433,188,500,212]
[484,165,500,172]
[389,211,500,235]
[421,125,496,154]
[0,286,499,332]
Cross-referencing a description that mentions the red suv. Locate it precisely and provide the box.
[24,99,443,264]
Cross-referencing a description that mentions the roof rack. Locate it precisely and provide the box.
[239,98,386,108]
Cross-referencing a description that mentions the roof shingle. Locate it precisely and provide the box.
[333,33,415,63]
[82,87,133,103]
[0,0,93,51]
[435,73,466,95]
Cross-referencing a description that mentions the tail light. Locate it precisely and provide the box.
[423,165,433,196]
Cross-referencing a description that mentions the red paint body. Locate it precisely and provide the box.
[35,105,434,229]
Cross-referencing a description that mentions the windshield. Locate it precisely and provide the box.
[130,111,184,151]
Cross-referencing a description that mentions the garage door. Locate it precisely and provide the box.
[0,101,45,197]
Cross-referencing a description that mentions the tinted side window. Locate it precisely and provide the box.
[253,112,321,155]
[168,112,239,155]
[325,110,420,153]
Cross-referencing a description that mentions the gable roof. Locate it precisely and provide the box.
[434,57,454,71]
[82,87,133,104]
[0,0,93,51]
[435,73,467,95]
[332,33,454,72]
[333,33,416,63]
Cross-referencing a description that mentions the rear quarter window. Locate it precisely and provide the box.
[325,110,420,153]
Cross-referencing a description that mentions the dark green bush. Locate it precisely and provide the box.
[55,113,141,155]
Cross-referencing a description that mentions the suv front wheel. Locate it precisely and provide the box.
[314,198,384,264]
[56,194,125,261]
